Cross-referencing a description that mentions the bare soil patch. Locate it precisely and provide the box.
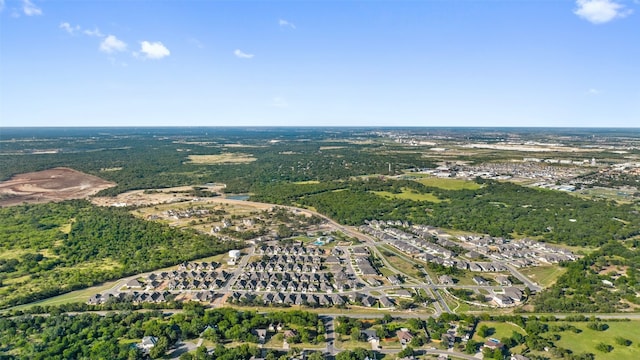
[0,167,115,207]
[91,184,225,207]
[186,153,256,164]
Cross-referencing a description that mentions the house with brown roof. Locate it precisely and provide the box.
[396,328,414,346]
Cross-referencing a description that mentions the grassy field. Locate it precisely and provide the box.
[520,265,567,288]
[377,245,424,281]
[413,176,482,191]
[472,321,526,342]
[336,335,375,350]
[5,280,119,312]
[552,321,640,360]
[186,153,256,164]
[264,336,326,350]
[373,189,442,203]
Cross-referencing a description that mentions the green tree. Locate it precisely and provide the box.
[149,336,170,359]
[465,340,479,354]
[614,336,632,346]
[397,346,414,358]
[477,325,490,338]
[595,342,613,353]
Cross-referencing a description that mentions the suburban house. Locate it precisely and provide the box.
[139,336,158,350]
[438,275,454,285]
[361,296,377,307]
[472,276,489,286]
[484,338,505,350]
[396,328,414,346]
[254,329,267,343]
[387,275,401,285]
[493,294,514,306]
[495,275,512,286]
[362,329,379,343]
[379,296,395,308]
[362,329,380,350]
[504,287,523,302]
[126,278,144,289]
[283,329,297,339]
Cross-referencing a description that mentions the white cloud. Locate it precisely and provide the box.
[22,0,42,16]
[84,28,104,37]
[0,0,5,12]
[279,19,296,29]
[60,22,80,35]
[234,49,254,59]
[100,35,127,54]
[574,0,633,24]
[59,22,104,37]
[140,41,170,59]
[588,88,602,95]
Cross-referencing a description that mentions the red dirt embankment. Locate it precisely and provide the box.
[0,167,115,207]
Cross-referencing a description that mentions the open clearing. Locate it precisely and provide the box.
[413,176,482,191]
[472,321,526,343]
[520,265,567,288]
[91,184,224,207]
[0,167,115,207]
[553,321,640,360]
[5,280,120,312]
[186,153,256,164]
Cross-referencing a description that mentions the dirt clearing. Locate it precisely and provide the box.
[0,167,115,207]
[91,184,225,207]
[186,153,256,164]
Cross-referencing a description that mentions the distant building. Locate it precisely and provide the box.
[228,250,241,265]
[139,336,158,351]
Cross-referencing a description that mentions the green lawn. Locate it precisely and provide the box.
[414,177,482,191]
[552,321,640,360]
[377,245,424,281]
[472,321,526,343]
[520,265,567,288]
[336,335,373,350]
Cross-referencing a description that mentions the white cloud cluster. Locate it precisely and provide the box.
[279,19,296,29]
[234,49,254,59]
[60,22,171,61]
[140,41,171,59]
[22,0,41,16]
[100,35,127,53]
[60,22,104,37]
[60,22,80,34]
[84,28,104,37]
[574,0,633,24]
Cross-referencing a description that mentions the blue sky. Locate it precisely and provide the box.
[1,0,638,127]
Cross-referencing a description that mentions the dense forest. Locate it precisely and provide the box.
[534,241,640,312]
[0,201,240,308]
[0,128,434,194]
[1,306,630,360]
[252,178,640,246]
[0,306,321,360]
